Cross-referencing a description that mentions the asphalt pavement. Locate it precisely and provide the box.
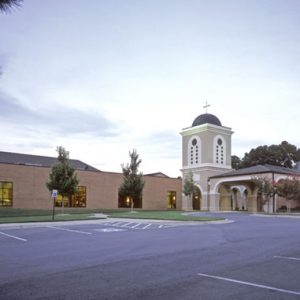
[0,213,299,299]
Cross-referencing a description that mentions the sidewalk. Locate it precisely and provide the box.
[0,215,233,229]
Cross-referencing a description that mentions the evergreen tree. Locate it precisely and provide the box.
[118,149,145,210]
[231,155,242,170]
[183,172,195,197]
[233,141,300,169]
[46,146,79,204]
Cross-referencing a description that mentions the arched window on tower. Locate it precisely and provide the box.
[188,136,201,166]
[213,136,226,166]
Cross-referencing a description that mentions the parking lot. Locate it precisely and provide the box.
[0,213,299,299]
[0,220,178,241]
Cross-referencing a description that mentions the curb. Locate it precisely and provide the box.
[0,217,234,229]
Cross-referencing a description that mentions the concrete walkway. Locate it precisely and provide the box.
[0,215,233,230]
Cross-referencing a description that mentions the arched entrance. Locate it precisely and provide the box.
[231,188,238,210]
[230,186,248,211]
[219,184,232,211]
[193,186,201,210]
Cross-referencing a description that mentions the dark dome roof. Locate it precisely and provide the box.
[192,113,222,127]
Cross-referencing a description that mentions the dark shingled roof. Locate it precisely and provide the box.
[0,151,100,172]
[192,113,222,127]
[144,172,170,178]
[210,164,300,179]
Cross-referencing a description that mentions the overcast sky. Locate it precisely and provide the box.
[1,0,299,177]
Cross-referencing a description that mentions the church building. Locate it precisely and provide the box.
[1,107,300,212]
[180,111,233,210]
[181,109,300,212]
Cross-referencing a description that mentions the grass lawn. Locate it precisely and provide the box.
[0,214,103,223]
[102,210,224,222]
[0,208,105,223]
[0,208,224,223]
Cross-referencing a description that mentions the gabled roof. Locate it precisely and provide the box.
[0,151,100,172]
[144,172,170,178]
[210,164,300,179]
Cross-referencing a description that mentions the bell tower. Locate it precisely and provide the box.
[180,105,233,210]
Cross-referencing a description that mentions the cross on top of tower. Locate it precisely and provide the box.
[203,101,211,113]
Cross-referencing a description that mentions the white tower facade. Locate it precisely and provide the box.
[180,113,233,210]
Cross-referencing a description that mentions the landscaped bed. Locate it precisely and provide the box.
[102,210,224,222]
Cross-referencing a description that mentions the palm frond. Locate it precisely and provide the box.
[0,0,23,13]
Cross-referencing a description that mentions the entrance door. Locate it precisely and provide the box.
[193,186,201,210]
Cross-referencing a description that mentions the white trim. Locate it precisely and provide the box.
[182,163,232,171]
[211,175,253,193]
[180,124,233,136]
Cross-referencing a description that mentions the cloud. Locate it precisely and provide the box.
[0,92,117,137]
[141,130,181,159]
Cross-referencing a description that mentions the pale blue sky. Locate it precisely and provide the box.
[1,0,299,176]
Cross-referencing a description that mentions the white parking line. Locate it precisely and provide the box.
[197,273,300,296]
[111,222,124,226]
[0,231,27,242]
[274,255,300,261]
[141,224,151,230]
[131,223,142,228]
[121,222,134,227]
[47,226,92,235]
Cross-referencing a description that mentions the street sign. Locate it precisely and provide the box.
[51,189,58,198]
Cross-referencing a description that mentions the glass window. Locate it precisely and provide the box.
[55,186,87,208]
[0,182,13,207]
[72,186,87,207]
[214,137,226,165]
[189,137,201,166]
[167,191,176,209]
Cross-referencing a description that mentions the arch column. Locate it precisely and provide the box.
[220,193,232,211]
[209,193,220,211]
[182,194,193,211]
[246,187,258,212]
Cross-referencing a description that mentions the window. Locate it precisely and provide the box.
[55,186,87,208]
[72,186,87,207]
[214,136,226,165]
[118,195,142,208]
[188,136,201,166]
[0,182,13,207]
[167,191,176,209]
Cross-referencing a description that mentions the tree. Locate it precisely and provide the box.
[276,177,300,213]
[183,172,194,197]
[233,141,300,169]
[0,0,22,13]
[251,176,274,196]
[46,146,79,207]
[251,176,276,212]
[118,149,145,210]
[231,155,241,170]
[183,172,196,207]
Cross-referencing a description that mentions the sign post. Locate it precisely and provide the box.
[51,189,58,221]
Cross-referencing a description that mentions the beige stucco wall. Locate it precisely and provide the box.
[181,123,233,168]
[0,163,182,210]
